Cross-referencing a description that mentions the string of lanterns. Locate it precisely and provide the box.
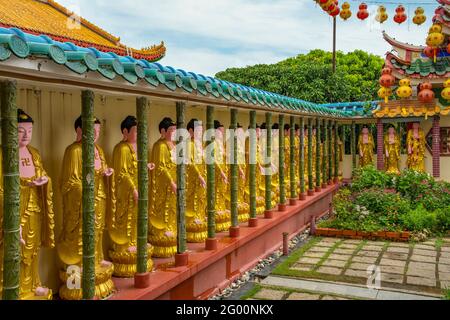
[314,1,431,26]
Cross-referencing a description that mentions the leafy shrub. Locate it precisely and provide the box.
[351,165,393,192]
[399,205,437,232]
[436,207,450,233]
[355,188,410,216]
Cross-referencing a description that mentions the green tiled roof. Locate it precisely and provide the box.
[0,27,351,118]
[390,56,450,77]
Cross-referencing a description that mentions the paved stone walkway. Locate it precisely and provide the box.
[242,236,450,300]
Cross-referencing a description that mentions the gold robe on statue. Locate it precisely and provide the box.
[148,138,178,258]
[214,139,231,232]
[358,133,375,168]
[407,128,426,172]
[245,137,266,216]
[384,133,401,175]
[58,142,115,299]
[186,139,207,242]
[237,138,249,223]
[0,147,54,300]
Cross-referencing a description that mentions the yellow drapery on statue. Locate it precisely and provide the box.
[58,142,115,299]
[245,135,265,215]
[0,146,54,300]
[148,138,178,258]
[384,131,401,174]
[407,127,426,172]
[358,131,375,168]
[237,133,249,223]
[186,139,207,242]
[109,141,153,274]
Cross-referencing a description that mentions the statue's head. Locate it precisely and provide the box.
[272,123,279,136]
[362,127,369,135]
[120,116,137,143]
[18,109,34,148]
[284,124,290,136]
[159,117,176,142]
[413,122,420,130]
[187,118,203,140]
[255,124,261,138]
[236,123,244,137]
[214,120,224,139]
[388,126,395,134]
[295,124,300,136]
[74,116,101,143]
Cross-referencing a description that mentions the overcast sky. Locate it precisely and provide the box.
[58,0,438,76]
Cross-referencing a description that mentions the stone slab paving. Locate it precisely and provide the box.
[282,237,450,297]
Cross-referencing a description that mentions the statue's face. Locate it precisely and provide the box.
[18,122,33,147]
[94,123,101,143]
[165,125,176,141]
[413,122,420,130]
[256,127,261,138]
[388,127,395,134]
[362,128,369,135]
[194,125,203,140]
[125,126,137,143]
[216,127,224,140]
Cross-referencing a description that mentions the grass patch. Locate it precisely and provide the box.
[272,236,322,275]
[255,284,361,300]
[240,284,261,300]
[312,239,345,271]
[435,238,443,251]
[443,288,450,300]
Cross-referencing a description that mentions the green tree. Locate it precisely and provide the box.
[215,49,384,104]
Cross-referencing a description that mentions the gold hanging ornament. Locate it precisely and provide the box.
[426,24,445,63]
[396,78,413,99]
[375,5,388,24]
[340,2,352,20]
[412,7,426,26]
[442,79,450,102]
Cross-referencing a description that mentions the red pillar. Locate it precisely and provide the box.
[376,119,384,171]
[432,116,440,178]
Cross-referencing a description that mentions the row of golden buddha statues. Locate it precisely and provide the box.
[357,122,426,173]
[0,109,345,300]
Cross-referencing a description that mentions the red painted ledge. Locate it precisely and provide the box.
[111,184,338,300]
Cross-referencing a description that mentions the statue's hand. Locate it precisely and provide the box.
[408,147,412,155]
[30,176,49,187]
[199,176,206,189]
[104,168,114,177]
[147,163,155,171]
[128,246,137,253]
[164,231,174,238]
[19,225,26,245]
[133,189,139,203]
[194,218,202,225]
[221,172,228,184]
[386,151,389,158]
[239,169,245,180]
[171,181,177,194]
[35,287,49,297]
[100,260,112,268]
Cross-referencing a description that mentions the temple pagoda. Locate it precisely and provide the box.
[0,0,166,61]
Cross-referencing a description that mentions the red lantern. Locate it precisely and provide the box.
[447,43,450,54]
[330,7,340,16]
[394,5,407,24]
[423,46,435,58]
[379,68,395,87]
[357,3,369,20]
[418,82,435,103]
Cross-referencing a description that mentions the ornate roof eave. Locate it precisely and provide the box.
[374,99,450,118]
[382,31,424,53]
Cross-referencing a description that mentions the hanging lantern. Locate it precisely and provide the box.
[412,7,426,26]
[340,2,351,20]
[426,24,445,62]
[394,5,407,24]
[396,78,412,99]
[330,7,341,17]
[375,5,388,24]
[357,3,369,20]
[378,86,392,103]
[442,79,450,101]
[447,43,450,54]
[418,82,435,103]
[379,67,395,87]
[423,46,436,59]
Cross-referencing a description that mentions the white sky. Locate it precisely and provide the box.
[57,0,438,76]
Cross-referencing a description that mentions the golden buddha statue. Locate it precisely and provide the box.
[108,116,153,276]
[358,127,375,168]
[0,109,54,300]
[331,128,344,179]
[148,117,178,258]
[407,122,426,172]
[284,124,291,197]
[271,123,280,202]
[185,119,207,243]
[214,120,231,232]
[384,126,401,174]
[304,127,310,186]
[311,127,317,181]
[236,124,249,223]
[246,124,266,215]
[294,124,300,194]
[58,116,115,299]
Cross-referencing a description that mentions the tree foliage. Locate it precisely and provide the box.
[215,49,384,104]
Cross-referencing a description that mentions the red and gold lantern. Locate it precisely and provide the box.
[357,3,369,20]
[394,5,407,24]
[418,82,435,103]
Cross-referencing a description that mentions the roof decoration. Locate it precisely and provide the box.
[0,26,348,118]
[0,0,166,62]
